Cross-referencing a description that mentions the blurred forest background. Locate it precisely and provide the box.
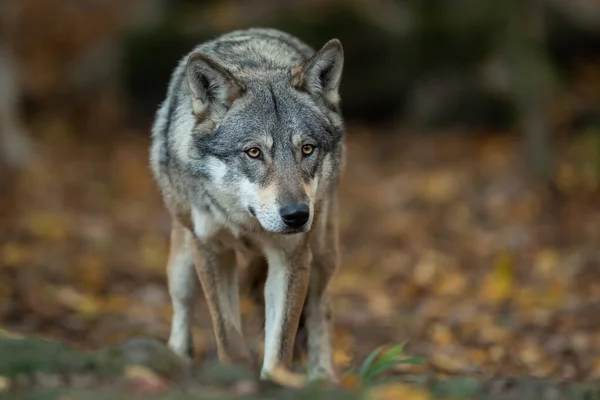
[1,0,600,384]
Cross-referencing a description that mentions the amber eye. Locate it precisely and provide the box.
[302,144,315,156]
[246,148,261,159]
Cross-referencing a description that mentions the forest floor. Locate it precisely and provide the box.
[1,123,600,399]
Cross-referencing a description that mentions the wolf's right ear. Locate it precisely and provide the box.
[186,52,245,117]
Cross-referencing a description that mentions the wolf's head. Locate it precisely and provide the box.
[180,38,344,234]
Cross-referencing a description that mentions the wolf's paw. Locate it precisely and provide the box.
[307,368,339,388]
[260,365,307,388]
[167,337,194,363]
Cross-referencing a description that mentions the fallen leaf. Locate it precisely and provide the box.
[429,351,476,374]
[428,323,454,346]
[124,365,169,395]
[339,373,361,390]
[52,286,101,318]
[0,242,29,268]
[334,347,353,367]
[417,171,461,203]
[0,376,9,392]
[480,251,514,303]
[265,365,306,388]
[366,383,432,400]
[26,211,70,242]
[434,271,467,296]
[535,249,559,277]
[518,340,544,366]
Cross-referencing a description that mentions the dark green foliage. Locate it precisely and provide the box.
[0,337,98,378]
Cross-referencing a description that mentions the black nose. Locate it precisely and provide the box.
[280,203,310,228]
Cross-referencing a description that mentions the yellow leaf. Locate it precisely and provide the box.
[334,348,353,367]
[339,373,361,390]
[53,287,100,318]
[429,351,473,374]
[418,171,461,203]
[435,271,467,296]
[393,360,427,375]
[368,292,393,318]
[125,365,161,381]
[265,366,306,388]
[428,323,453,346]
[413,254,438,287]
[534,249,559,276]
[125,365,168,394]
[0,376,9,392]
[366,383,431,400]
[0,242,28,268]
[26,212,70,241]
[518,341,543,366]
[481,251,514,302]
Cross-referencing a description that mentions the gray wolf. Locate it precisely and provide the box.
[149,27,345,384]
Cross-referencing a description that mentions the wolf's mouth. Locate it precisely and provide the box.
[280,226,309,235]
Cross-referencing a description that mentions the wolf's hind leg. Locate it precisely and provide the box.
[166,220,198,359]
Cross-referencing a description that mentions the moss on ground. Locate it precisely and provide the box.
[1,335,600,399]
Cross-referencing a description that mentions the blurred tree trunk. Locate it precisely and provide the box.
[0,2,34,168]
[501,0,556,183]
[0,45,34,168]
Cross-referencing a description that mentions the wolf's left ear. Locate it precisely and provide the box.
[292,39,344,109]
[186,52,245,118]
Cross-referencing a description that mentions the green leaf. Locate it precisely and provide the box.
[363,357,425,384]
[358,346,383,378]
[360,343,410,384]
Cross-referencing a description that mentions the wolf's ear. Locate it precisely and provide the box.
[292,39,344,109]
[186,52,245,117]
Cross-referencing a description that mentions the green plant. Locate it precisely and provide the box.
[357,342,424,386]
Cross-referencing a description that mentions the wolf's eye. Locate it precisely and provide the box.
[246,148,262,159]
[302,144,315,156]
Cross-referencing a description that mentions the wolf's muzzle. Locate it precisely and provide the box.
[279,202,310,229]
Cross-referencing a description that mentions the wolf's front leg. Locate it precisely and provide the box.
[261,242,311,379]
[192,242,250,364]
[166,221,198,359]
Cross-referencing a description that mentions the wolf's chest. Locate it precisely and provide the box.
[191,205,261,257]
